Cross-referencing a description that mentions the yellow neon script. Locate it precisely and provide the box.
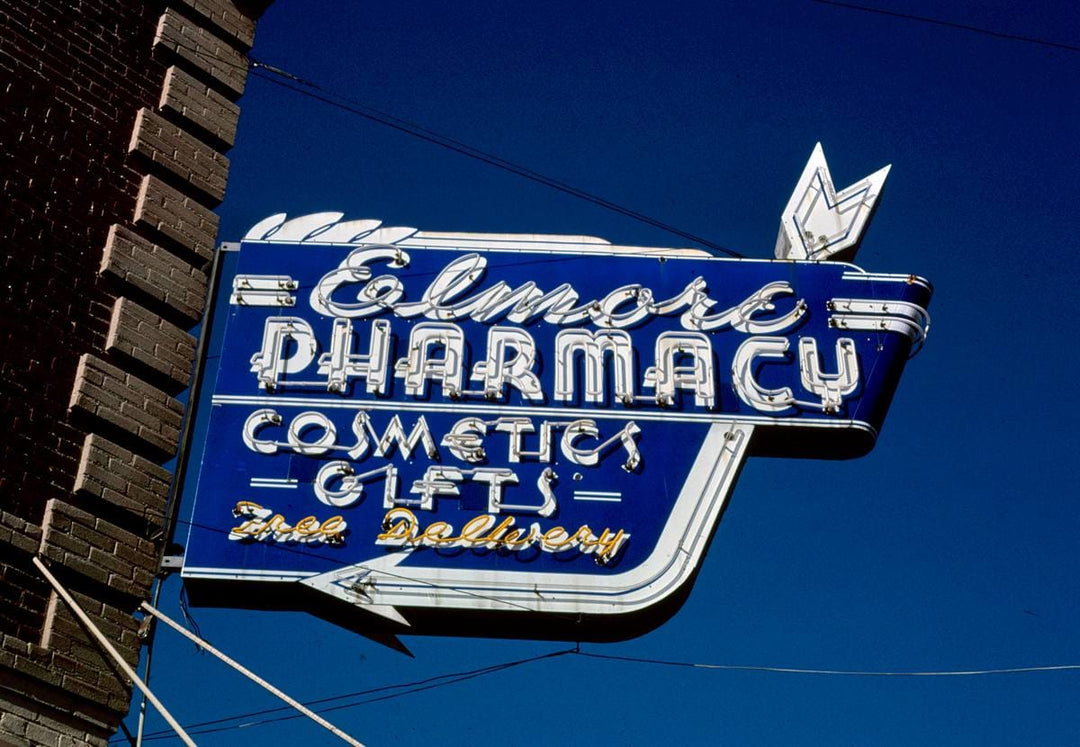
[376,508,630,564]
[229,501,347,545]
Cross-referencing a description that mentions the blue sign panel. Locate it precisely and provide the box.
[181,214,931,636]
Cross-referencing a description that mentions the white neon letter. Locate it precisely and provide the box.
[554,329,635,405]
[442,417,488,463]
[373,415,438,460]
[318,318,392,394]
[799,337,859,413]
[286,411,337,456]
[242,409,281,454]
[470,326,543,401]
[394,322,465,398]
[644,331,715,408]
[731,336,795,413]
[473,469,532,514]
[590,285,653,329]
[309,246,408,318]
[406,466,464,511]
[561,420,642,471]
[249,317,317,390]
[683,282,805,335]
[394,254,487,319]
[315,462,398,508]
[492,418,535,463]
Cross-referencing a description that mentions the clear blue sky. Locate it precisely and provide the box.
[129,1,1080,744]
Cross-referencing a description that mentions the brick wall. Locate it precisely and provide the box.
[0,1,271,744]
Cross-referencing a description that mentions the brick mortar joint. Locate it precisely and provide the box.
[154,8,249,98]
[166,0,258,50]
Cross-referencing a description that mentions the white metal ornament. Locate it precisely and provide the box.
[774,143,890,262]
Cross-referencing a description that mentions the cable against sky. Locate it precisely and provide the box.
[132,515,1080,742]
[120,648,576,743]
[122,640,1080,743]
[162,36,743,256]
[247,65,743,257]
[812,0,1080,52]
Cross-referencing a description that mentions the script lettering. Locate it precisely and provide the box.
[376,508,630,564]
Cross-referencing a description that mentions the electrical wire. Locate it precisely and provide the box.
[574,650,1080,677]
[162,37,743,257]
[120,643,1080,743]
[812,0,1080,53]
[189,648,573,738]
[248,66,743,257]
[121,647,574,743]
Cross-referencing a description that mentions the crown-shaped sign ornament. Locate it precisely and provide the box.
[775,143,891,262]
[180,145,930,641]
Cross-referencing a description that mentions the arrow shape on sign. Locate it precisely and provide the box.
[300,557,413,626]
[300,423,754,626]
[774,143,890,262]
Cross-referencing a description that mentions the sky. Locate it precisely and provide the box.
[125,1,1079,744]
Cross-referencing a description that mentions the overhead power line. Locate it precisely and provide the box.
[122,648,575,743]
[576,650,1080,677]
[812,0,1080,53]
[245,59,743,257]
[171,515,1080,684]
[122,641,1080,743]
[170,38,745,256]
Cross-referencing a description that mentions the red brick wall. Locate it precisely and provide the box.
[0,2,270,744]
[1,0,165,524]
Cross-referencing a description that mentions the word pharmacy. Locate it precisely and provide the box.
[247,247,865,414]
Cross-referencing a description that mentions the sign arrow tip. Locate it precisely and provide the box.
[300,552,413,627]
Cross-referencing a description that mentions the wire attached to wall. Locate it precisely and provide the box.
[135,517,1080,741]
[120,640,1080,743]
[247,62,743,257]
[164,37,744,257]
[121,647,575,743]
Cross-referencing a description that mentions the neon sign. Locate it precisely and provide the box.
[181,206,930,638]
